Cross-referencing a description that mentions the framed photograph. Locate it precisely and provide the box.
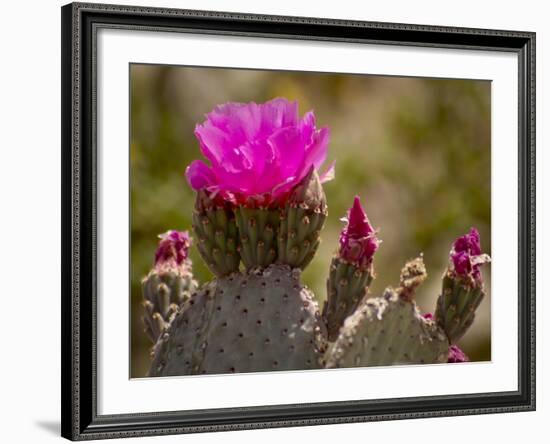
[61,2,535,440]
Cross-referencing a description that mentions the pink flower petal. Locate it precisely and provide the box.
[260,98,299,134]
[319,160,336,183]
[185,160,216,190]
[186,98,334,206]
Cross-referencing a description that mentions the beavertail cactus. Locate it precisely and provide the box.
[142,98,490,376]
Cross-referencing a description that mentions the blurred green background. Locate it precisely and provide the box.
[130,64,491,378]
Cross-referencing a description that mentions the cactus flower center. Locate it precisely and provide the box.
[339,196,380,268]
[185,98,334,207]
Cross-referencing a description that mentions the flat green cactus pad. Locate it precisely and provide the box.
[325,288,449,368]
[149,264,327,376]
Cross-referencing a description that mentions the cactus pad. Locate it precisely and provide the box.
[325,288,449,368]
[149,264,327,376]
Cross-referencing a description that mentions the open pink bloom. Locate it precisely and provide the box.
[450,227,489,282]
[339,196,380,268]
[185,98,334,206]
[155,230,192,269]
[447,345,469,363]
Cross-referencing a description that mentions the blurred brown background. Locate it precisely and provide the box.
[130,64,491,378]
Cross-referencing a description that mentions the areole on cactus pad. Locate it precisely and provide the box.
[142,98,490,376]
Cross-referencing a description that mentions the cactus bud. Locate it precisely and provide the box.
[192,190,241,277]
[142,230,198,344]
[154,230,192,270]
[235,205,280,269]
[277,168,328,269]
[323,197,379,341]
[435,228,491,344]
[447,344,469,363]
[338,196,380,269]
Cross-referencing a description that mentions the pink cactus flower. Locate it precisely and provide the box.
[447,345,469,363]
[155,230,192,269]
[339,196,380,269]
[185,98,334,206]
[450,227,490,282]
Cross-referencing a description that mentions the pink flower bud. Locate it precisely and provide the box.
[447,345,469,363]
[338,196,380,269]
[450,228,490,283]
[155,230,192,269]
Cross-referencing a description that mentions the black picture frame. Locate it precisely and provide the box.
[61,2,536,440]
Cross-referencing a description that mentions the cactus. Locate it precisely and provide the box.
[142,98,490,376]
[142,231,197,343]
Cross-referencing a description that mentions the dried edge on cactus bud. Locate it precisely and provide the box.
[397,256,427,302]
